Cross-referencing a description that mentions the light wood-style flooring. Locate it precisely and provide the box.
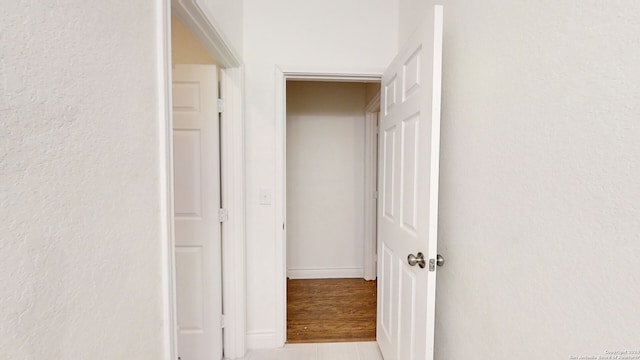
[243,342,383,360]
[287,278,377,343]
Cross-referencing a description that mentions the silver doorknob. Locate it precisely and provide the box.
[436,254,445,267]
[407,252,426,268]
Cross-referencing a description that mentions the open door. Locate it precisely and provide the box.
[376,6,443,360]
[173,65,223,360]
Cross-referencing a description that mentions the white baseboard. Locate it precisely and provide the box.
[287,267,364,279]
[246,330,282,350]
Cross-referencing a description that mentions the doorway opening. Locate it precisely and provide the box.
[163,1,245,359]
[171,13,224,360]
[284,80,381,343]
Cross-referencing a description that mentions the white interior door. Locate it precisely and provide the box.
[376,6,443,360]
[173,64,222,360]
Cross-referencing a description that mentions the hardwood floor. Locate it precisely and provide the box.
[287,278,377,343]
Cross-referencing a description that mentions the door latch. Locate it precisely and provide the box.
[429,255,445,271]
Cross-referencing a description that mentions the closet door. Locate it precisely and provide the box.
[173,64,223,360]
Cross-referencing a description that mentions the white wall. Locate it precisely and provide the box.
[243,0,398,348]
[198,0,243,57]
[286,81,366,279]
[0,1,165,359]
[172,15,217,65]
[396,1,640,358]
[399,0,429,46]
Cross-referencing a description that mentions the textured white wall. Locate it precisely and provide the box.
[243,0,398,347]
[286,82,366,279]
[0,1,165,359]
[425,1,640,358]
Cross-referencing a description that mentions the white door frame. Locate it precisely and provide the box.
[160,1,246,358]
[274,68,382,345]
[363,91,380,281]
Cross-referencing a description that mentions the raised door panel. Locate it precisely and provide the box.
[400,115,419,233]
[176,247,205,331]
[173,130,202,219]
[382,126,397,221]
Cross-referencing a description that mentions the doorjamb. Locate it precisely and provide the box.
[274,68,382,345]
[162,1,246,359]
[218,66,246,359]
[158,1,176,358]
[363,91,380,281]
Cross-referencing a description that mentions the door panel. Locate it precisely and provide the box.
[382,127,396,220]
[401,114,419,232]
[379,243,394,342]
[376,6,443,360]
[174,130,203,217]
[173,64,222,360]
[398,264,417,360]
[175,247,205,329]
